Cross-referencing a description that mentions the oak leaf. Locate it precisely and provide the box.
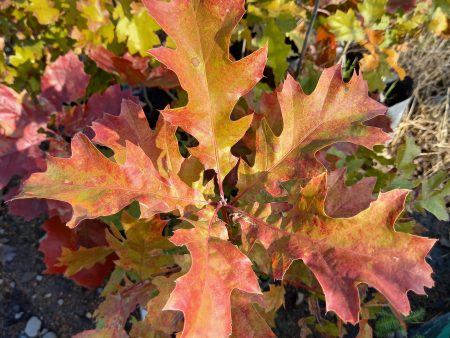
[58,246,114,277]
[130,275,184,337]
[164,208,261,337]
[91,100,183,177]
[96,279,155,328]
[325,168,376,217]
[61,84,137,136]
[88,45,150,85]
[105,213,176,279]
[240,173,436,324]
[17,131,205,228]
[0,86,47,190]
[231,290,276,338]
[237,66,389,202]
[143,0,268,186]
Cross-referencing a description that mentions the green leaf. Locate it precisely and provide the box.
[253,19,291,82]
[327,9,365,42]
[418,174,450,221]
[395,135,421,177]
[358,0,388,24]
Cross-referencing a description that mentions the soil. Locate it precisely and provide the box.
[0,206,100,337]
[1,205,449,338]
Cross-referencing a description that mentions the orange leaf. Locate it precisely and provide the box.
[18,131,206,228]
[143,0,267,188]
[237,66,390,202]
[231,290,276,338]
[165,207,261,337]
[92,100,183,177]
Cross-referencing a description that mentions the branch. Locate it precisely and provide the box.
[292,0,320,79]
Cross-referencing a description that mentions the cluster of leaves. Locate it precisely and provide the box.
[0,47,178,223]
[232,0,448,91]
[0,0,440,337]
[0,0,178,95]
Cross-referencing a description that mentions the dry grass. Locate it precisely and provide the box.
[387,35,449,178]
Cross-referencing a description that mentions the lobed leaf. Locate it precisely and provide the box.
[164,208,262,337]
[325,168,376,217]
[143,0,268,188]
[237,66,390,202]
[130,275,184,337]
[0,85,47,189]
[58,246,114,277]
[96,280,155,328]
[61,84,138,136]
[231,290,276,338]
[18,131,205,228]
[240,173,436,324]
[105,213,176,279]
[91,100,183,177]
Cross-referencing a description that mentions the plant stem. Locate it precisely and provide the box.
[292,0,320,79]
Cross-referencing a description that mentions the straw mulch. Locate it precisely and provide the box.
[387,36,449,178]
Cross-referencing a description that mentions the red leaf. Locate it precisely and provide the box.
[91,100,183,175]
[0,86,47,189]
[231,290,276,338]
[7,192,71,221]
[88,45,150,86]
[39,216,115,288]
[96,280,155,328]
[40,51,90,108]
[61,84,138,136]
[19,132,205,228]
[143,0,267,182]
[237,66,390,202]
[325,168,376,217]
[240,173,436,324]
[145,64,179,90]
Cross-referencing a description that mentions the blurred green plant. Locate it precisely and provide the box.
[326,136,450,221]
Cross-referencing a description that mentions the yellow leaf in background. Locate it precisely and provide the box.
[327,9,366,42]
[9,42,45,67]
[248,0,301,18]
[27,0,60,25]
[113,3,128,42]
[357,0,388,24]
[385,48,406,80]
[77,0,110,31]
[360,52,380,73]
[126,10,160,56]
[115,16,130,43]
[114,3,161,56]
[428,7,448,35]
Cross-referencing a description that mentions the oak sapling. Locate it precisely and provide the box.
[15,0,436,337]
